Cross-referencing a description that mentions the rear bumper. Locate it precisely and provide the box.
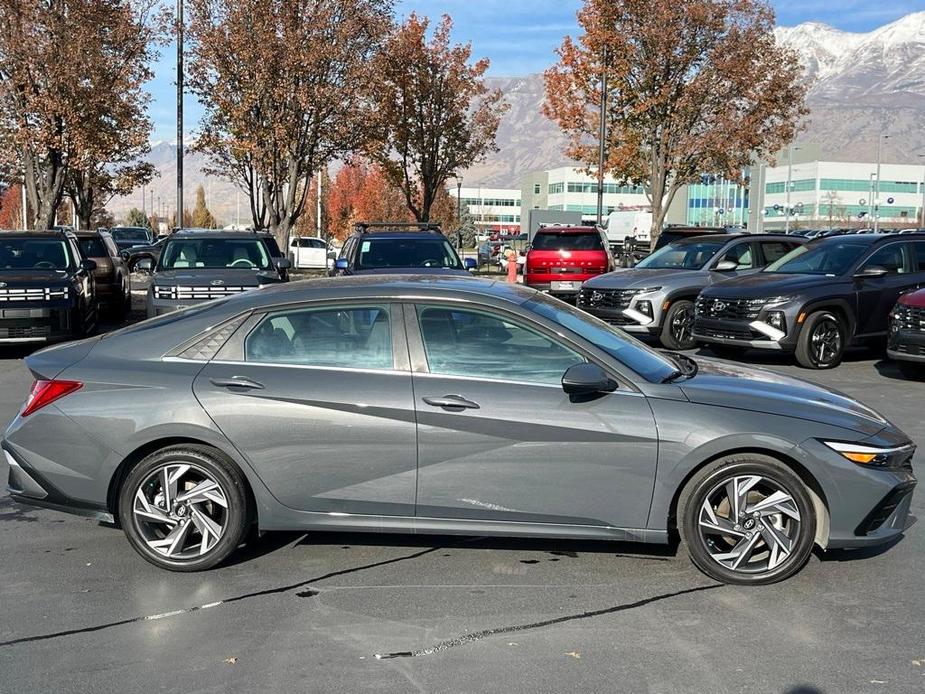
[3,440,114,523]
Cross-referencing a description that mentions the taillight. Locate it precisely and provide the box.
[21,379,82,417]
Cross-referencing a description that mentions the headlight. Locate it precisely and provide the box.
[154,286,177,300]
[633,287,662,294]
[822,441,913,466]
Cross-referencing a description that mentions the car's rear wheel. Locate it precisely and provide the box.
[118,445,250,571]
[796,311,845,369]
[660,300,696,350]
[678,455,816,585]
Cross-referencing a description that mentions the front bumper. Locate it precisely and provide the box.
[887,329,925,363]
[693,317,796,351]
[0,306,78,343]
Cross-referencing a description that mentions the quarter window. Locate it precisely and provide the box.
[416,306,583,385]
[759,241,795,264]
[245,306,393,369]
[912,242,925,271]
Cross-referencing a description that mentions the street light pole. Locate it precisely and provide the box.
[918,155,925,228]
[784,146,795,234]
[596,46,608,227]
[874,134,888,233]
[176,0,184,229]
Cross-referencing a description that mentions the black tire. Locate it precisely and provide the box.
[660,299,696,350]
[709,344,746,360]
[795,310,846,369]
[896,360,925,380]
[118,444,251,571]
[677,454,816,585]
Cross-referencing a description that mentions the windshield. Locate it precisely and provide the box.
[525,295,678,383]
[357,237,462,270]
[636,239,726,270]
[159,238,271,270]
[764,240,869,276]
[110,227,150,242]
[0,238,72,271]
[531,231,603,251]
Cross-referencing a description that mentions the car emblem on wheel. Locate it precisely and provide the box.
[210,279,225,286]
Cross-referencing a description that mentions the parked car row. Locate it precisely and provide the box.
[558,229,925,372]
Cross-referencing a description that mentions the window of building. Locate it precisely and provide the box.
[548,182,565,195]
[533,184,541,195]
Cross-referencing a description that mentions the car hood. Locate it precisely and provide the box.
[678,358,889,436]
[702,271,843,297]
[0,270,72,286]
[353,267,471,276]
[153,269,272,286]
[584,267,704,289]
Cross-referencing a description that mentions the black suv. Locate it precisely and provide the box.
[331,222,472,276]
[0,230,98,344]
[693,233,925,368]
[140,230,290,318]
[109,226,153,253]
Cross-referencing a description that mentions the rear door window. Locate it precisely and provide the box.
[715,242,755,270]
[759,241,797,265]
[78,237,107,258]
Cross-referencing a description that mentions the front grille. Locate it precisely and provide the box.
[577,288,639,310]
[155,285,255,300]
[0,325,51,339]
[894,342,925,356]
[694,321,755,341]
[892,304,925,333]
[0,287,68,302]
[695,296,762,321]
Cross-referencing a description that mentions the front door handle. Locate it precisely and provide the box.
[210,376,265,390]
[422,394,480,410]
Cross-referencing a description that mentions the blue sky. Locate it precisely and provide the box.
[148,0,925,141]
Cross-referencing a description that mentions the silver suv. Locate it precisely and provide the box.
[577,234,805,349]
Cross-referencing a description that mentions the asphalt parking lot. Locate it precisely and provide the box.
[0,310,923,692]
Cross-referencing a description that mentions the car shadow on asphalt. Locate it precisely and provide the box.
[873,358,925,382]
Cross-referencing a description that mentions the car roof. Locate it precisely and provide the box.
[534,225,599,233]
[811,232,925,245]
[351,231,446,240]
[222,274,538,310]
[170,229,274,239]
[0,230,70,238]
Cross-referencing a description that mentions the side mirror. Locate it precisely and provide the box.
[714,260,738,271]
[334,258,349,271]
[561,363,617,396]
[274,257,292,270]
[119,250,130,261]
[79,258,97,272]
[135,258,153,274]
[854,266,889,279]
[464,257,478,272]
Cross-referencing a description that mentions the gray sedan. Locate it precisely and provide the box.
[2,276,917,585]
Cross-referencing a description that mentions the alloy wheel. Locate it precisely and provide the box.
[810,318,842,366]
[697,475,802,574]
[671,304,695,346]
[132,463,229,560]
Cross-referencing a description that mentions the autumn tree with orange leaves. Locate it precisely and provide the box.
[0,0,165,229]
[187,0,393,248]
[544,0,807,239]
[368,13,507,223]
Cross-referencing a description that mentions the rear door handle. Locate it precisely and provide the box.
[210,376,265,390]
[422,394,480,410]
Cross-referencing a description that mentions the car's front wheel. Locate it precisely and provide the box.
[118,445,251,571]
[678,455,816,585]
[660,299,696,350]
[795,311,846,369]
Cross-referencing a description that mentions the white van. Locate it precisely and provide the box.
[289,236,330,269]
